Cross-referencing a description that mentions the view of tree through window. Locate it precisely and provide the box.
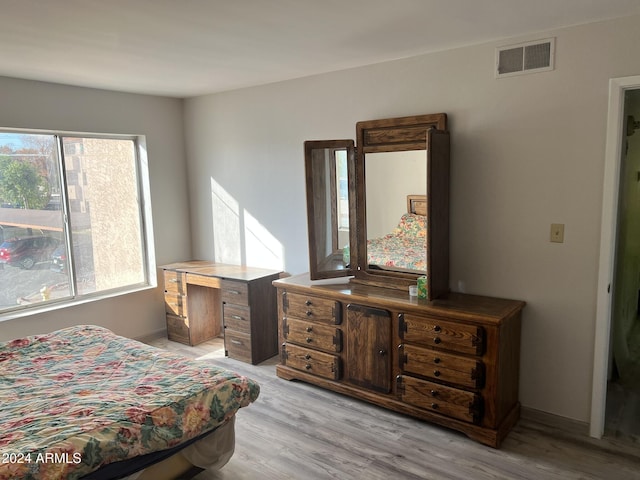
[0,131,149,314]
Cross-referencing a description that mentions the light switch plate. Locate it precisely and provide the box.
[550,223,565,243]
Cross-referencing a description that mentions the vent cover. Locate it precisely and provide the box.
[496,38,555,78]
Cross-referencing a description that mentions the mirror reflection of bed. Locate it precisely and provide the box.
[365,149,427,274]
[366,194,427,273]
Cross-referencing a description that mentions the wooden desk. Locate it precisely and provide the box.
[160,261,282,364]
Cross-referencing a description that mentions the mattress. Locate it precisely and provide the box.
[0,325,259,480]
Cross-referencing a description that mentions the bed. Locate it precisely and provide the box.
[366,195,427,272]
[0,325,259,480]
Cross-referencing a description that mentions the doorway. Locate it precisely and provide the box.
[591,76,640,440]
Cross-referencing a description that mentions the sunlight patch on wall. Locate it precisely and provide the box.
[244,209,284,270]
[211,177,283,269]
[211,178,241,265]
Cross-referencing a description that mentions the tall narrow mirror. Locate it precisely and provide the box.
[354,114,449,299]
[305,140,354,279]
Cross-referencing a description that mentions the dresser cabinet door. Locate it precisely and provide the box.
[346,304,391,393]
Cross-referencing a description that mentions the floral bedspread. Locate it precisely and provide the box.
[367,213,427,271]
[0,325,259,480]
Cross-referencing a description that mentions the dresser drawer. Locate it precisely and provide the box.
[164,293,187,317]
[283,343,340,380]
[225,330,252,363]
[223,304,251,335]
[397,375,482,424]
[163,271,185,295]
[221,280,249,306]
[399,344,484,389]
[283,292,341,325]
[283,318,342,353]
[399,313,484,356]
[166,314,190,345]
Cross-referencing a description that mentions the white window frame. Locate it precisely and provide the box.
[0,128,156,321]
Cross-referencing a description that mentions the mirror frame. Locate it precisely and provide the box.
[351,113,449,299]
[304,113,450,301]
[304,139,355,279]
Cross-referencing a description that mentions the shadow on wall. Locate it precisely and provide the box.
[210,177,284,270]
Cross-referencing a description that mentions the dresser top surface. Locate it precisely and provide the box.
[274,273,525,324]
[161,261,282,282]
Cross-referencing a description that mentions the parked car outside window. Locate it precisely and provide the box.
[0,236,60,269]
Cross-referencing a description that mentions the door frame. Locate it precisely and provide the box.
[591,75,640,438]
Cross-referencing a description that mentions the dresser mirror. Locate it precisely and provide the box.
[304,140,355,279]
[305,113,450,300]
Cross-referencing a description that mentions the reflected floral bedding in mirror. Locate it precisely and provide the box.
[367,213,426,272]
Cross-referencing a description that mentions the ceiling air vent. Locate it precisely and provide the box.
[495,38,555,78]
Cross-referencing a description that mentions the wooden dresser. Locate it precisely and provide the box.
[274,273,525,447]
[161,261,282,364]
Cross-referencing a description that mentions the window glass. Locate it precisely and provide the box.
[0,131,150,314]
[335,149,349,230]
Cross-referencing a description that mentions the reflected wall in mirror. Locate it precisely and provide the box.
[365,150,427,274]
[305,140,354,279]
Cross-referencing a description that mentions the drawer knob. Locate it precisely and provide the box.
[430,390,438,397]
[232,315,243,320]
[433,357,441,364]
[433,337,441,344]
[230,339,242,345]
[431,403,439,410]
[305,364,312,370]
[306,310,313,317]
[306,337,313,343]
[434,325,442,332]
[378,349,387,356]
[433,370,441,377]
[305,300,312,306]
[306,326,313,333]
[228,290,241,295]
[305,354,311,360]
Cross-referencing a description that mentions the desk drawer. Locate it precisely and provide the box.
[163,271,185,295]
[224,304,251,335]
[225,330,252,363]
[166,314,190,345]
[221,280,249,306]
[165,293,187,317]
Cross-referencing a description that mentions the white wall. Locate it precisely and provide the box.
[184,15,640,423]
[0,77,190,340]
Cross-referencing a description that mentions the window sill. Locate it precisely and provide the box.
[0,283,157,323]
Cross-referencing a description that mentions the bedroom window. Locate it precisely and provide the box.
[0,130,154,316]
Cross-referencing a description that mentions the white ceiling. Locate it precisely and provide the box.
[1,0,639,98]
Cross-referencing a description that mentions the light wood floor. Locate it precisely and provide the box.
[145,336,640,480]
